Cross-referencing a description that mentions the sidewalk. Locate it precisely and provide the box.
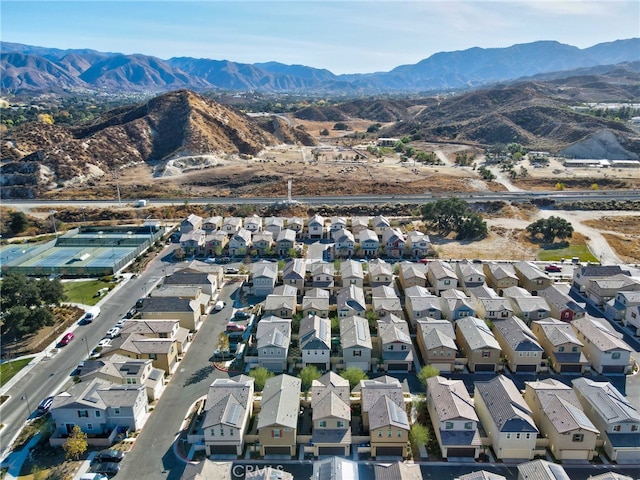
[1,431,43,480]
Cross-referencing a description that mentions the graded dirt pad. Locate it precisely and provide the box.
[583,215,640,262]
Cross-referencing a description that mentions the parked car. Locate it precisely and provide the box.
[115,319,127,328]
[94,449,125,463]
[204,257,217,264]
[97,338,112,348]
[89,461,120,477]
[37,396,54,414]
[226,322,246,333]
[545,264,562,272]
[124,307,137,319]
[213,349,234,360]
[58,332,75,346]
[234,310,251,320]
[105,327,121,339]
[214,301,226,311]
[80,474,108,480]
[224,267,239,274]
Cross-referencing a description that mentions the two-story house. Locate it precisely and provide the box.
[406,231,431,258]
[221,217,242,235]
[138,295,209,332]
[340,259,364,288]
[340,315,373,371]
[302,288,330,318]
[257,374,301,456]
[506,294,551,325]
[404,285,442,327]
[456,260,486,291]
[286,217,305,238]
[428,261,459,295]
[162,267,219,297]
[455,316,501,372]
[426,376,481,459]
[299,315,331,371]
[251,231,274,256]
[531,319,587,374]
[358,229,380,257]
[310,262,335,291]
[371,285,402,318]
[492,316,544,374]
[282,258,307,292]
[256,316,292,372]
[372,215,391,237]
[350,216,371,236]
[607,290,640,324]
[119,318,189,355]
[263,284,298,319]
[202,376,254,456]
[514,261,551,295]
[264,216,285,236]
[251,261,279,297]
[329,216,348,238]
[382,228,406,258]
[310,372,351,457]
[398,262,427,289]
[243,214,263,233]
[359,376,405,431]
[416,319,458,373]
[377,314,414,372]
[484,262,519,295]
[584,274,640,308]
[571,316,633,374]
[368,259,394,287]
[336,285,366,318]
[539,284,586,322]
[474,375,538,460]
[440,289,475,321]
[180,229,206,256]
[228,228,252,257]
[204,230,228,256]
[202,216,223,232]
[180,214,203,234]
[572,265,631,294]
[101,334,180,374]
[334,229,355,258]
[307,214,326,240]
[275,229,297,256]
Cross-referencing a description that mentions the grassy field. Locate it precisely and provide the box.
[62,279,114,305]
[537,244,599,263]
[0,357,34,388]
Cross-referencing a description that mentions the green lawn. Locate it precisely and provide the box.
[0,357,34,388]
[537,244,599,263]
[63,280,113,305]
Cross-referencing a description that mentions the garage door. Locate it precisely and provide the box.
[376,446,404,456]
[431,363,452,373]
[447,447,476,457]
[388,363,409,371]
[318,446,346,456]
[474,363,495,372]
[560,364,582,373]
[210,445,238,455]
[308,363,328,371]
[602,365,625,374]
[614,450,640,464]
[516,364,537,373]
[262,363,284,372]
[264,446,291,455]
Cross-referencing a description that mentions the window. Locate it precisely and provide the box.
[273,429,281,438]
[558,346,565,352]
[270,349,274,355]
[632,425,638,432]
[572,433,584,443]
[220,428,224,436]
[612,352,621,360]
[78,410,88,418]
[445,422,453,430]
[519,352,523,357]
[388,345,393,351]
[482,351,491,358]
[388,430,392,437]
[86,423,93,431]
[148,353,157,360]
[337,421,345,428]
[319,421,326,428]
[398,431,403,437]
[526,433,531,439]
[516,433,521,439]
[126,378,137,384]
[572,347,578,352]
[401,345,407,351]
[506,433,511,439]
[501,311,509,317]
[613,425,621,432]
[444,280,451,286]
[210,429,215,436]
[95,411,101,418]
[464,422,472,430]
[353,350,361,357]
[378,431,383,437]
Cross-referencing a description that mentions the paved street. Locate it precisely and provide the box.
[116,283,238,480]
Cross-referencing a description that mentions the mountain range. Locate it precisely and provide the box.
[1,38,639,94]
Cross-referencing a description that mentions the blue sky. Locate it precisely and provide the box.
[2,1,639,74]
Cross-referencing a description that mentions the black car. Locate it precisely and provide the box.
[124,307,137,319]
[36,396,54,414]
[234,310,251,320]
[94,449,125,463]
[90,461,120,477]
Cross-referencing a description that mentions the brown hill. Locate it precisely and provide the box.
[0,90,298,198]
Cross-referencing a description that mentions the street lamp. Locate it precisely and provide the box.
[82,337,90,358]
[21,393,32,415]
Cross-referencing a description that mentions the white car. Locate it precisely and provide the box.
[105,327,121,339]
[115,319,127,328]
[97,338,112,348]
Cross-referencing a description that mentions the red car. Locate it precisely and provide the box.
[545,264,562,273]
[226,322,246,333]
[59,332,75,346]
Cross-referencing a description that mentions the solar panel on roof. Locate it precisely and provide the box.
[227,403,242,425]
[389,401,401,423]
[355,320,366,342]
[319,320,327,339]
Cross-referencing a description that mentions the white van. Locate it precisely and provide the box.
[214,301,225,311]
[80,474,108,480]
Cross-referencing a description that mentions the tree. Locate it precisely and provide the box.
[217,332,230,352]
[63,425,88,460]
[526,216,574,244]
[410,423,430,448]
[333,122,349,131]
[299,365,322,392]
[421,198,487,240]
[418,365,440,389]
[249,367,274,392]
[37,277,66,305]
[9,211,29,234]
[340,366,368,390]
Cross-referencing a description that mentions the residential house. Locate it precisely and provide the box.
[398,262,427,289]
[572,377,640,463]
[286,217,305,238]
[120,318,189,354]
[264,217,285,236]
[248,468,293,480]
[539,284,586,322]
[493,316,544,373]
[340,259,364,288]
[382,228,406,258]
[468,285,513,321]
[371,285,402,318]
[162,267,219,297]
[228,228,252,257]
[358,229,379,257]
[312,457,358,480]
[404,285,442,326]
[302,288,330,318]
[474,375,538,460]
[340,315,373,371]
[138,295,209,332]
[350,216,371,236]
[514,261,551,295]
[263,285,298,319]
[275,229,297,256]
[368,259,394,287]
[310,262,335,291]
[334,229,355,258]
[372,215,391,236]
[456,472,506,480]
[310,372,351,457]
[221,217,242,235]
[359,376,405,430]
[523,378,599,461]
[336,285,367,318]
[204,231,228,256]
[369,395,411,458]
[517,459,570,480]
[571,316,633,374]
[456,260,486,291]
[251,261,278,297]
[180,229,206,256]
[202,376,254,456]
[416,319,458,373]
[374,462,422,480]
[531,319,587,374]
[177,260,224,289]
[307,214,326,239]
[257,374,301,456]
[329,216,348,238]
[180,214,203,234]
[440,289,475,321]
[484,262,519,295]
[256,315,291,372]
[202,216,223,232]
[243,214,262,233]
[572,265,631,294]
[427,261,458,295]
[426,376,481,459]
[251,231,274,256]
[377,314,414,372]
[282,258,307,292]
[607,291,640,323]
[75,354,164,401]
[455,316,501,372]
[49,378,148,444]
[406,231,431,258]
[584,274,640,308]
[507,294,551,325]
[180,460,233,480]
[299,315,331,371]
[101,334,179,373]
